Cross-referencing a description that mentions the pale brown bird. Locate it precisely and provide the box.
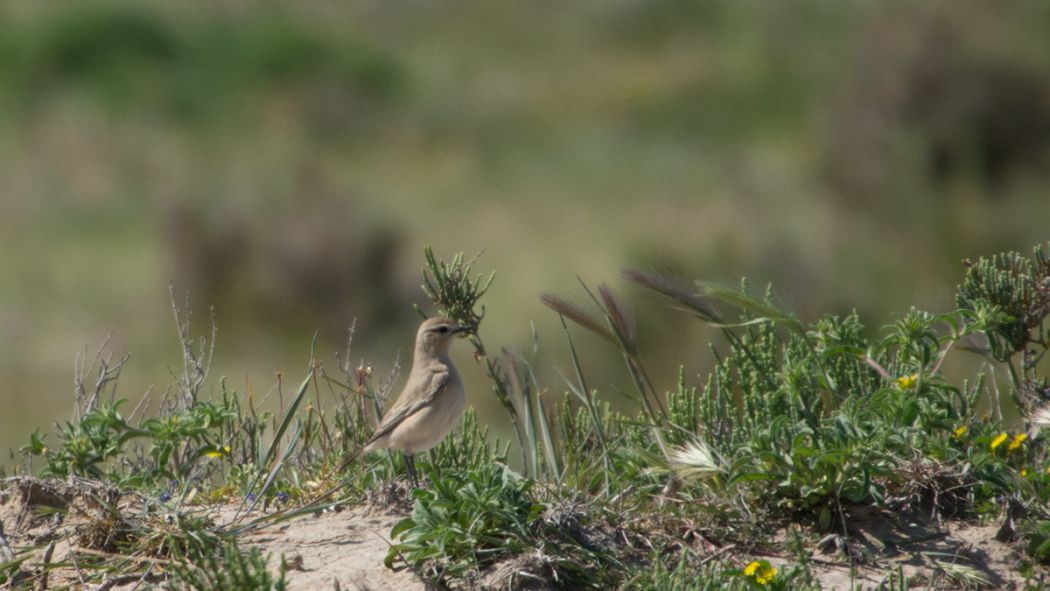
[347,316,472,487]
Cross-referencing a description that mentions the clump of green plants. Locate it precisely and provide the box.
[386,463,539,577]
[381,244,1050,587]
[387,461,624,588]
[957,243,1050,414]
[622,255,1048,528]
[169,539,287,591]
[20,356,268,497]
[419,246,493,334]
[623,554,817,591]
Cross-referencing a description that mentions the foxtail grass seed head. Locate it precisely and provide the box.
[670,440,723,478]
[540,293,615,342]
[622,268,720,322]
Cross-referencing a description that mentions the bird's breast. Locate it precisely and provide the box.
[387,369,465,454]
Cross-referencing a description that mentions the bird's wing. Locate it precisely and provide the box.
[366,367,450,446]
[333,367,450,476]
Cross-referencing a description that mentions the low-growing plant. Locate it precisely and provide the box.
[387,462,541,578]
[168,539,287,591]
[622,554,817,591]
[387,461,625,588]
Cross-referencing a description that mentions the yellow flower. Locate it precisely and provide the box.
[204,445,231,459]
[990,432,1009,451]
[896,374,918,389]
[1021,468,1029,477]
[1008,433,1028,452]
[744,560,777,585]
[953,425,967,438]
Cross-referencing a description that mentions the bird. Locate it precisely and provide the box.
[345,316,472,487]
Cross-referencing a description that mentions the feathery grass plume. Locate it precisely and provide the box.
[669,439,724,480]
[1032,404,1050,434]
[539,293,615,343]
[622,268,721,323]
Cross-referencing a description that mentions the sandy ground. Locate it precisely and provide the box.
[0,477,1039,590]
[236,505,424,591]
[227,504,1031,590]
[0,477,425,591]
[786,507,1029,590]
[192,502,1034,590]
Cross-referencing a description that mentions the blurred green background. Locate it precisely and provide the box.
[2,0,1050,457]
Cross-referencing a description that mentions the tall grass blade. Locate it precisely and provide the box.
[507,349,562,481]
[512,355,539,478]
[244,424,301,515]
[556,314,611,488]
[235,366,313,518]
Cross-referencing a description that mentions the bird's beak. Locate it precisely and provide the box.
[455,324,475,335]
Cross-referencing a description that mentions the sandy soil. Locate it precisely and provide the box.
[0,477,424,591]
[0,477,1038,590]
[225,504,1031,590]
[786,506,1029,590]
[235,505,424,591]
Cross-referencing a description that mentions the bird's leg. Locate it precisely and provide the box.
[404,452,419,489]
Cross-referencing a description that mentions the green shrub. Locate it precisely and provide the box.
[387,463,541,578]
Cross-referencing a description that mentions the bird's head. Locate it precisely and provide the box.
[416,316,473,358]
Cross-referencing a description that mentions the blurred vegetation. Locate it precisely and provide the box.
[2,0,1050,457]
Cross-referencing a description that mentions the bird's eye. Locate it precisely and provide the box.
[437,326,450,334]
